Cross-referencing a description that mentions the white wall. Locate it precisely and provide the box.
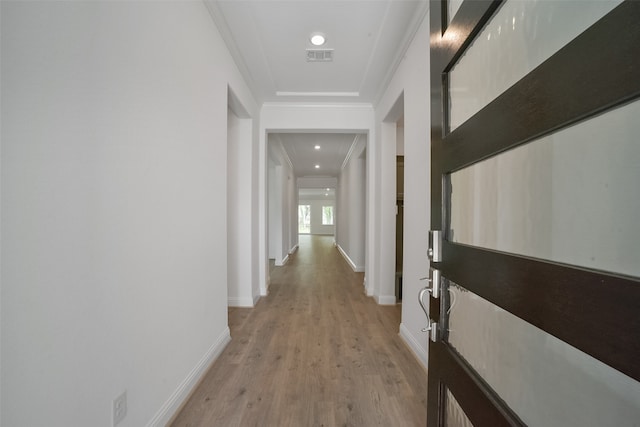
[267,138,297,267]
[376,11,430,367]
[286,167,298,257]
[281,166,296,261]
[1,2,257,425]
[268,164,283,264]
[298,198,335,235]
[268,159,278,260]
[227,107,257,307]
[374,121,398,305]
[259,104,375,297]
[336,139,366,272]
[397,125,405,155]
[297,176,338,189]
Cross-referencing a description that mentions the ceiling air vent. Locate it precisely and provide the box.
[306,49,334,62]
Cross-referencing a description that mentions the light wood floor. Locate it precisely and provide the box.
[171,235,427,427]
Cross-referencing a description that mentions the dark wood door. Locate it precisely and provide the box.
[427,1,640,425]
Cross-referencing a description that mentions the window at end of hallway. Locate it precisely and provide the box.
[298,205,311,234]
[322,206,334,225]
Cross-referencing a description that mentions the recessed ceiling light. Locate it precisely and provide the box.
[326,188,330,191]
[325,193,329,196]
[310,33,326,46]
[315,164,320,169]
[314,145,321,150]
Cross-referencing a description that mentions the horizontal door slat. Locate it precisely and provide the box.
[435,241,640,382]
[442,1,640,173]
[428,342,524,426]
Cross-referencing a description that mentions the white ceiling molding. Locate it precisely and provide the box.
[276,92,360,97]
[357,0,392,97]
[261,102,373,111]
[373,1,430,106]
[341,134,362,171]
[227,85,250,119]
[205,0,427,104]
[247,5,278,96]
[204,1,259,100]
[278,143,294,172]
[269,134,294,171]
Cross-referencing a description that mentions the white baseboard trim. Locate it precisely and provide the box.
[147,327,231,427]
[228,296,255,307]
[376,294,397,305]
[336,244,365,272]
[253,294,261,306]
[276,253,289,266]
[289,244,299,254]
[365,284,374,297]
[399,323,428,369]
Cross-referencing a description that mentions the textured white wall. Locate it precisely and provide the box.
[1,1,257,425]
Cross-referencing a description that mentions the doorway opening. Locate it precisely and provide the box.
[382,93,405,304]
[298,204,311,234]
[265,132,367,286]
[298,187,335,237]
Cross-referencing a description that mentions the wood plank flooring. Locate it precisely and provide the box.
[171,235,427,427]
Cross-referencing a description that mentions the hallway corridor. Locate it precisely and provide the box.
[171,235,427,426]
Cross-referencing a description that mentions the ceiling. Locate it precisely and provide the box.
[206,0,429,104]
[270,133,363,177]
[215,1,420,179]
[299,188,336,199]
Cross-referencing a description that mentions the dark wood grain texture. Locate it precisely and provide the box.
[428,343,524,427]
[440,242,640,383]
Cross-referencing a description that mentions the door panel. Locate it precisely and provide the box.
[447,280,640,426]
[449,99,640,278]
[448,0,622,130]
[428,0,640,425]
[445,388,473,427]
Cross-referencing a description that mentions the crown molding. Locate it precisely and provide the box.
[341,134,363,171]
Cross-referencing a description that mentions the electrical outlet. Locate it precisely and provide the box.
[112,391,127,426]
